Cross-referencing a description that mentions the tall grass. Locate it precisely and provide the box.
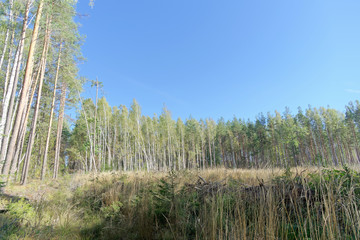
[1,167,360,239]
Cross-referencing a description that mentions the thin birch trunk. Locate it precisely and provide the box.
[0,0,14,70]
[3,26,16,100]
[0,40,24,167]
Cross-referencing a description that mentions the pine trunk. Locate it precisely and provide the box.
[1,0,41,176]
[20,18,51,185]
[41,42,62,180]
[53,81,67,179]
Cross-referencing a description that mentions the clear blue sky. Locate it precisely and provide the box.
[75,0,360,121]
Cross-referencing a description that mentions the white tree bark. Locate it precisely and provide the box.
[0,0,30,162]
[0,0,14,70]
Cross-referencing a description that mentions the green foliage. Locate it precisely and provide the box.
[272,166,298,185]
[100,201,123,220]
[309,165,360,200]
[0,177,6,190]
[150,172,177,225]
[7,199,36,225]
[152,179,173,218]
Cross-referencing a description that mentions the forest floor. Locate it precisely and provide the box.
[1,166,360,239]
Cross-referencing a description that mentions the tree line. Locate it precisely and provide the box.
[69,95,360,172]
[0,0,82,184]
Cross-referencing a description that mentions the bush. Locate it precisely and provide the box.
[7,198,36,226]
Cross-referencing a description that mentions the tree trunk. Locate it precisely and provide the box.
[0,40,25,168]
[41,42,62,180]
[53,81,67,179]
[3,26,16,101]
[0,0,30,160]
[9,69,41,175]
[13,125,26,181]
[21,17,51,185]
[93,79,99,169]
[0,0,14,70]
[1,0,42,177]
[208,134,212,168]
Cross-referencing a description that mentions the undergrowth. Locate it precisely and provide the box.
[1,167,360,239]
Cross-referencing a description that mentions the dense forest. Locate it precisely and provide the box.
[1,0,360,185]
[71,98,360,172]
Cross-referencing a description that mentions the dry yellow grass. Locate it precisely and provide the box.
[1,166,350,200]
[2,166,360,239]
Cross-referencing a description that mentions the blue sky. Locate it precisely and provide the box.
[75,0,360,121]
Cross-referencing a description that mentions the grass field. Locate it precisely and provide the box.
[1,166,360,239]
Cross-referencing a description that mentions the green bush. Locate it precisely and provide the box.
[7,198,36,226]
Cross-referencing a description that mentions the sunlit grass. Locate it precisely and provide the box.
[1,166,360,239]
